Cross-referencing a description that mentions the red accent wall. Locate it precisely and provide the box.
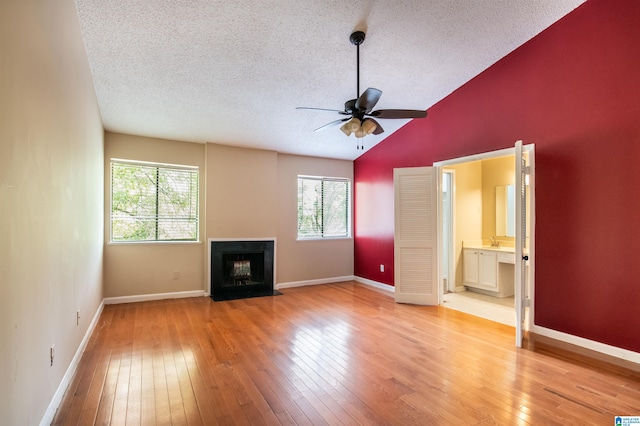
[354,0,640,353]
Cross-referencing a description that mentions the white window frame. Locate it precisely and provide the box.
[110,159,199,243]
[297,175,351,240]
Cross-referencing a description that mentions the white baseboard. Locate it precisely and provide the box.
[532,324,640,367]
[103,290,206,305]
[276,275,355,289]
[354,276,395,293]
[40,300,105,426]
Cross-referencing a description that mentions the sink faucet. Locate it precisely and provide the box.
[490,236,500,247]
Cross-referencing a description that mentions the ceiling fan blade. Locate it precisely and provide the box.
[297,107,350,115]
[355,88,382,113]
[369,109,428,119]
[368,119,384,135]
[314,118,349,132]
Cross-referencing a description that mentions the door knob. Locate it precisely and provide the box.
[522,255,529,261]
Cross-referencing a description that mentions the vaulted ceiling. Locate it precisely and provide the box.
[76,0,585,160]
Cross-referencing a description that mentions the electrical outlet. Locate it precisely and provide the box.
[50,345,55,366]
[380,264,385,272]
[173,270,179,280]
[76,310,80,326]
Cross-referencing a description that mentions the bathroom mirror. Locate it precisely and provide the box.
[496,185,515,237]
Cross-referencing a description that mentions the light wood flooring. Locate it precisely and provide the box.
[53,281,640,425]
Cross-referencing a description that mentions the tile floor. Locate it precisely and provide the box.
[442,290,515,326]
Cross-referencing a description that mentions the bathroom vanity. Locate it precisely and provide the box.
[463,245,515,298]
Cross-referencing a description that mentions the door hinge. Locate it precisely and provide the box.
[524,298,531,307]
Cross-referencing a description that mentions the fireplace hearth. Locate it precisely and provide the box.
[209,239,279,301]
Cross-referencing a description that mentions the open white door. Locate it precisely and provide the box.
[394,166,439,305]
[515,141,534,347]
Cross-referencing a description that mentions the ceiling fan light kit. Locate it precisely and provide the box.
[360,118,377,135]
[340,117,361,136]
[297,30,428,148]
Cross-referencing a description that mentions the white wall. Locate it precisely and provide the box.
[0,1,104,424]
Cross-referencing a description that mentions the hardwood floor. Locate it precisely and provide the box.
[53,281,640,425]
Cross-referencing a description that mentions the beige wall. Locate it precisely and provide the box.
[449,156,515,288]
[0,1,104,424]
[206,143,279,239]
[276,154,354,284]
[104,133,206,297]
[103,139,354,296]
[207,145,353,286]
[448,161,482,287]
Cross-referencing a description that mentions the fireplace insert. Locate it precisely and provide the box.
[209,239,279,301]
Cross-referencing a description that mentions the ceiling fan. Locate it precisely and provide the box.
[297,31,427,149]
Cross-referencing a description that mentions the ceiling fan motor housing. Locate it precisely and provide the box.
[344,99,357,114]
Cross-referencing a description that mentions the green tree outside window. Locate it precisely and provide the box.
[111,161,199,242]
[297,176,350,239]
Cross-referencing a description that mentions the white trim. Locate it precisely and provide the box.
[103,290,206,305]
[354,276,395,293]
[107,240,202,246]
[441,169,456,294]
[109,160,200,244]
[110,157,199,170]
[40,301,105,426]
[526,144,536,336]
[532,325,640,367]
[434,146,515,167]
[296,237,353,242]
[276,275,354,289]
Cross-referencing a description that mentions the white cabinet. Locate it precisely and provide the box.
[464,249,498,291]
[463,247,515,298]
[479,250,497,289]
[463,249,479,286]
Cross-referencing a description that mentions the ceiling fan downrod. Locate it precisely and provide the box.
[295,30,427,143]
[350,31,366,99]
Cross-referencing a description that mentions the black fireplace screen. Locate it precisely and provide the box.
[224,253,262,287]
[210,240,275,300]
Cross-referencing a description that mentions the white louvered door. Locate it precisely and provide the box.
[394,167,439,305]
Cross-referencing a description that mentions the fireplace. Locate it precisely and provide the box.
[209,239,279,301]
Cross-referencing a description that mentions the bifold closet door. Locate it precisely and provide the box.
[394,166,438,306]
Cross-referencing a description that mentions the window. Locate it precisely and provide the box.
[297,176,350,239]
[110,160,199,242]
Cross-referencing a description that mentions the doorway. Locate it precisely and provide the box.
[436,145,533,334]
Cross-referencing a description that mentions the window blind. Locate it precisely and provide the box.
[297,176,350,239]
[111,161,199,242]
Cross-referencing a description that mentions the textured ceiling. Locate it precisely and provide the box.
[75,0,585,161]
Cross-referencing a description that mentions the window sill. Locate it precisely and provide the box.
[296,237,353,242]
[107,240,202,245]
